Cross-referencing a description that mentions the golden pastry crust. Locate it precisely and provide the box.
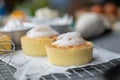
[21,35,57,56]
[0,34,11,40]
[49,41,93,49]
[0,34,12,54]
[46,41,93,66]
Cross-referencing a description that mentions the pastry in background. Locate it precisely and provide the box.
[0,20,33,46]
[35,7,59,19]
[104,2,118,16]
[104,2,120,27]
[90,4,104,14]
[21,25,59,56]
[0,33,11,54]
[8,10,27,21]
[46,32,93,66]
[75,13,108,38]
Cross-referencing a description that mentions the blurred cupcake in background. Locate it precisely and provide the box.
[0,33,12,54]
[90,3,104,14]
[33,7,73,34]
[35,7,59,20]
[3,10,29,25]
[8,10,27,21]
[104,2,118,16]
[103,2,120,30]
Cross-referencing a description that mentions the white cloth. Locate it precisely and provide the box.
[0,46,120,80]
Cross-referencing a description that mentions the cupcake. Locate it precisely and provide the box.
[0,33,11,54]
[21,25,59,56]
[8,10,27,21]
[46,32,93,66]
[35,7,59,19]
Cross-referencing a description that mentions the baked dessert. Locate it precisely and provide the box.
[35,7,59,19]
[0,33,11,54]
[9,10,27,21]
[21,25,59,56]
[46,32,93,66]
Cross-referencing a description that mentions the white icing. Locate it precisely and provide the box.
[52,32,85,47]
[0,20,33,32]
[27,25,59,38]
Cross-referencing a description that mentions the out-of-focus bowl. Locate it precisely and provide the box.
[0,29,30,48]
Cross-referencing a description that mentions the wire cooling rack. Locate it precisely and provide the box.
[0,60,16,80]
[26,58,120,80]
[0,53,119,80]
[0,40,16,80]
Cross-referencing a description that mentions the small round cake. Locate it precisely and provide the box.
[0,33,12,54]
[9,10,27,21]
[46,32,93,66]
[21,25,59,56]
[35,7,59,19]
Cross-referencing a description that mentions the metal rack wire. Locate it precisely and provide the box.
[0,40,16,80]
[0,60,16,80]
[35,58,120,80]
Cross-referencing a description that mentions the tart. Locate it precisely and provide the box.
[0,34,12,54]
[21,26,59,56]
[35,7,59,19]
[21,36,56,56]
[9,10,27,21]
[46,32,93,66]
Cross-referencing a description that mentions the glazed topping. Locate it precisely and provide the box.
[52,32,85,47]
[27,25,59,38]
